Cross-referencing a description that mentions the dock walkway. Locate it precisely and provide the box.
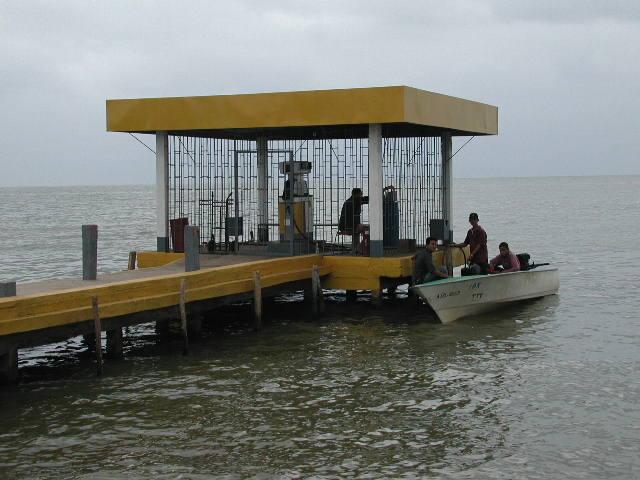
[0,248,467,382]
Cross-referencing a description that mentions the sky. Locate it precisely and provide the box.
[1,0,639,186]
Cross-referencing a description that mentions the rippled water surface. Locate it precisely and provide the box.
[1,177,639,479]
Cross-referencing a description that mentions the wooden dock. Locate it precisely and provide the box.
[0,248,468,382]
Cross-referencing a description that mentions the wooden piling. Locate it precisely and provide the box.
[82,225,98,281]
[179,279,188,354]
[127,251,137,270]
[253,271,262,331]
[91,296,103,376]
[184,226,200,272]
[371,289,383,307]
[0,281,18,384]
[311,264,324,318]
[106,328,124,360]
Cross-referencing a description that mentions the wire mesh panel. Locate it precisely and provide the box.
[168,134,443,254]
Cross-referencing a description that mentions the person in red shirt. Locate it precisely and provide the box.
[456,212,489,274]
[489,242,521,273]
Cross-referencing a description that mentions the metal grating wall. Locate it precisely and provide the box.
[168,135,443,253]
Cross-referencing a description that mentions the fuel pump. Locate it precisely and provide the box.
[278,161,313,242]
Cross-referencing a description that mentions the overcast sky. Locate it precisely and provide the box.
[1,0,638,186]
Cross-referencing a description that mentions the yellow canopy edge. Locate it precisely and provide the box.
[106,86,498,137]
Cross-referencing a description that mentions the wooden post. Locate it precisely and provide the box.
[82,225,98,280]
[312,267,319,318]
[371,288,383,307]
[127,251,137,270]
[311,265,325,318]
[179,279,188,355]
[0,281,18,384]
[91,296,103,376]
[188,315,203,337]
[184,226,200,272]
[106,328,123,360]
[253,271,262,331]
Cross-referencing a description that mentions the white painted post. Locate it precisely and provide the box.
[368,124,383,257]
[156,132,170,252]
[256,137,269,242]
[441,132,453,242]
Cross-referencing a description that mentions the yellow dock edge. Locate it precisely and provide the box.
[0,248,468,337]
[137,251,184,268]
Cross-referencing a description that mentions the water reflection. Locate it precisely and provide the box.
[1,294,559,478]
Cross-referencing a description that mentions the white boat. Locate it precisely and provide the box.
[411,266,559,323]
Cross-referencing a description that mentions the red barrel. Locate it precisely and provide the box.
[170,217,189,253]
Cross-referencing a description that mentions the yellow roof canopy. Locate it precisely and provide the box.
[106,86,498,139]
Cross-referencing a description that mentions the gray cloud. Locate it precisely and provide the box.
[1,0,638,186]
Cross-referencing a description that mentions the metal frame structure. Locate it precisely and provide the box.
[167,134,444,255]
[107,86,498,257]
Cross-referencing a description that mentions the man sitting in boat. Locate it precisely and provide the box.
[489,242,521,273]
[414,237,449,284]
[454,212,489,275]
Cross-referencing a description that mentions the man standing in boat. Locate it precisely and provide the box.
[456,212,489,274]
[489,242,521,273]
[414,237,449,284]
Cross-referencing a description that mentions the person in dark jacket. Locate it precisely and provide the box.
[339,188,368,251]
[414,237,449,284]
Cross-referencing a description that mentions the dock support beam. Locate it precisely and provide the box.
[311,265,325,319]
[253,271,262,331]
[371,288,383,307]
[257,137,269,242]
[106,328,123,360]
[179,279,189,355]
[368,124,383,257]
[0,282,18,385]
[82,225,98,281]
[91,297,103,376]
[156,131,170,252]
[441,132,453,242]
[184,226,200,272]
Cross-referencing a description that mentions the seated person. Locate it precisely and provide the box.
[414,237,449,284]
[489,242,521,273]
[338,188,369,251]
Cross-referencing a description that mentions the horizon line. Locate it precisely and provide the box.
[0,172,638,189]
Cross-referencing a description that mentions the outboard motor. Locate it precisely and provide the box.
[517,253,531,271]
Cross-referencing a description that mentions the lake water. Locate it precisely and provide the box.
[1,176,639,479]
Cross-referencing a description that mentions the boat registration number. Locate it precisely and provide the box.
[436,290,461,299]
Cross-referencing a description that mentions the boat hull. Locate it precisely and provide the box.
[411,266,559,323]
